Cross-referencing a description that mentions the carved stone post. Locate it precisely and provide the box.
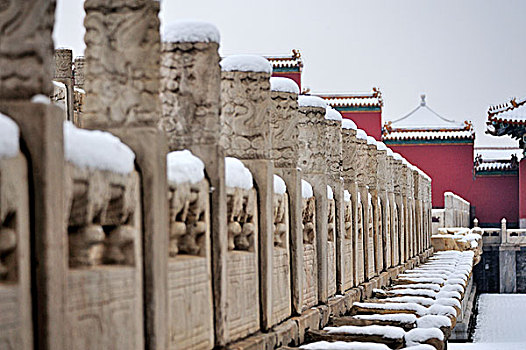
[297,95,329,303]
[54,48,74,121]
[376,142,390,271]
[341,120,358,289]
[406,163,415,259]
[83,1,168,348]
[412,167,421,256]
[324,108,343,296]
[355,130,369,282]
[73,56,85,89]
[220,55,274,336]
[386,149,397,268]
[159,21,223,348]
[393,154,405,264]
[402,160,413,260]
[0,1,66,349]
[269,77,303,316]
[366,136,380,278]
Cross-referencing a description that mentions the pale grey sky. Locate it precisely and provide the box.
[54,0,526,147]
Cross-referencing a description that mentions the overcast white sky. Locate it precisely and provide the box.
[54,0,526,147]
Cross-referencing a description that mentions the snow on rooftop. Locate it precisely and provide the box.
[344,190,351,202]
[327,185,334,200]
[225,157,253,189]
[63,122,135,174]
[300,341,390,350]
[383,129,474,141]
[490,102,526,122]
[356,129,368,140]
[167,150,205,185]
[162,20,220,43]
[341,118,357,130]
[387,95,466,129]
[302,179,314,198]
[270,77,300,94]
[0,112,20,158]
[273,174,287,194]
[298,95,327,109]
[220,55,272,74]
[325,107,343,122]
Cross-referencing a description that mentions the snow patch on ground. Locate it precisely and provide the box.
[220,55,272,73]
[225,157,253,189]
[162,20,220,43]
[270,77,299,94]
[0,112,20,158]
[63,122,135,174]
[167,150,205,185]
[473,294,526,344]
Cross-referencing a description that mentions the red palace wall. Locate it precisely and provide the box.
[386,142,519,226]
[271,71,301,91]
[341,111,382,141]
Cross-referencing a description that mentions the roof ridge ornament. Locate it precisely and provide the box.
[420,94,426,107]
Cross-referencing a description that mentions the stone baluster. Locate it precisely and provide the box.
[385,148,398,268]
[159,21,227,346]
[83,0,169,348]
[324,107,343,296]
[393,154,406,264]
[354,130,369,282]
[0,1,66,349]
[269,77,303,315]
[412,167,421,256]
[297,95,329,302]
[376,142,390,271]
[341,121,358,289]
[219,55,274,336]
[365,136,380,278]
[426,177,433,249]
[73,56,85,90]
[53,48,74,121]
[406,161,415,259]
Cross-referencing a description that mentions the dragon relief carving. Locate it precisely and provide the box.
[342,131,358,182]
[83,0,161,128]
[325,122,342,179]
[168,179,209,257]
[298,108,327,174]
[160,41,221,150]
[302,197,316,244]
[0,212,17,282]
[220,71,271,159]
[226,186,257,251]
[273,192,289,248]
[66,166,138,268]
[270,92,299,168]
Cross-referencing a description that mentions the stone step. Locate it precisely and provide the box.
[305,328,405,349]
